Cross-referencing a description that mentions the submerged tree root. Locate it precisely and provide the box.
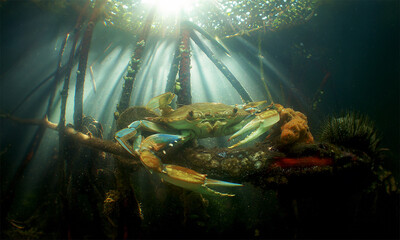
[1,114,397,194]
[1,114,134,160]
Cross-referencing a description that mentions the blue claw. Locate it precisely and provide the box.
[115,128,138,155]
[205,178,243,187]
[140,134,184,151]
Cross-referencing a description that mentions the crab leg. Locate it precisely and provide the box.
[160,165,242,197]
[115,120,172,155]
[115,119,243,196]
[139,133,243,196]
[228,109,280,148]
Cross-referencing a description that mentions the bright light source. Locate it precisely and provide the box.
[142,0,199,17]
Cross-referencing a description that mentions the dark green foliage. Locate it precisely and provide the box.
[100,0,320,37]
[319,112,382,156]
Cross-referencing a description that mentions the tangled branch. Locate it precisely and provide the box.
[1,114,134,160]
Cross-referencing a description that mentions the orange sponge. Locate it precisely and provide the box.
[270,104,314,145]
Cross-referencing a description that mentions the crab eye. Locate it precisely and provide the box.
[187,110,194,119]
[233,107,238,114]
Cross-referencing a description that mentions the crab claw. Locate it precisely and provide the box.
[160,165,243,197]
[146,92,175,115]
[141,153,242,197]
[139,134,183,173]
[228,109,280,148]
[242,100,268,113]
[137,133,242,196]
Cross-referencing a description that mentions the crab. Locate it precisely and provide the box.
[115,92,280,196]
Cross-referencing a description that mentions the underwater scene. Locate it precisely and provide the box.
[0,0,399,239]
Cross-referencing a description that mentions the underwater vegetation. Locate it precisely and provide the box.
[27,0,320,37]
[1,0,399,239]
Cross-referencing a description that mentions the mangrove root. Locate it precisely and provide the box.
[2,114,391,192]
[1,114,134,161]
